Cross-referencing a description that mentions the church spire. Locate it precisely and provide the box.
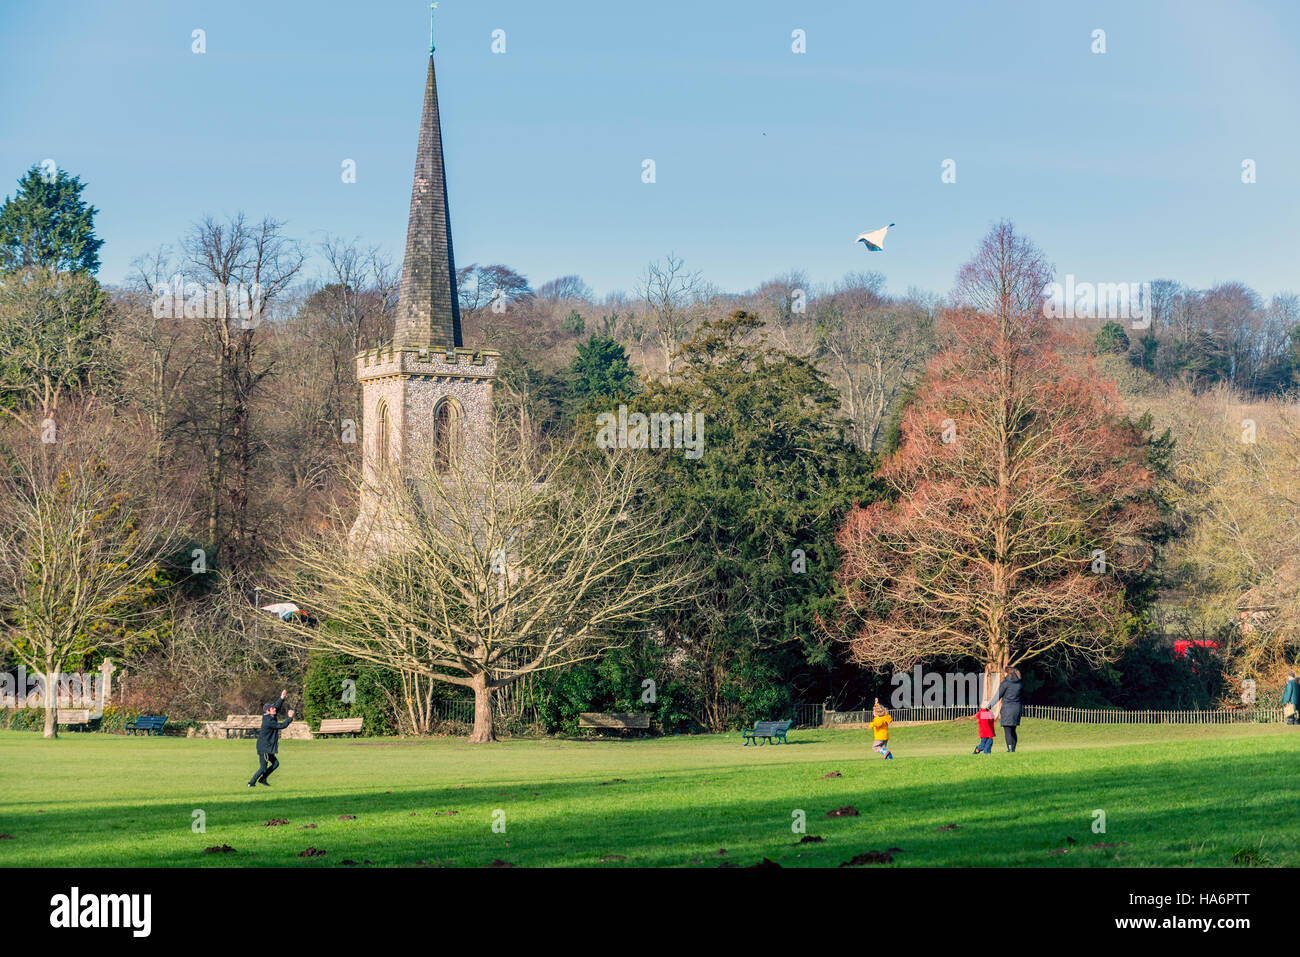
[394,46,462,352]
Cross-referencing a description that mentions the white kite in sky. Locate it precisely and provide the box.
[856,223,894,252]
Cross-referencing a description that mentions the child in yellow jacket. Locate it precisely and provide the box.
[870,700,893,759]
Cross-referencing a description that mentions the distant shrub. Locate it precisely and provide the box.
[303,651,399,736]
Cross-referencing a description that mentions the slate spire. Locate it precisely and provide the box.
[394,52,462,351]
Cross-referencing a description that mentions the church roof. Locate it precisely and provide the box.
[394,53,462,352]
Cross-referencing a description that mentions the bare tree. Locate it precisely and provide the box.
[275,411,694,742]
[457,263,533,346]
[834,222,1162,698]
[318,235,398,354]
[814,276,938,453]
[117,246,204,475]
[0,407,189,737]
[0,267,114,429]
[181,214,303,568]
[639,254,707,380]
[536,274,592,303]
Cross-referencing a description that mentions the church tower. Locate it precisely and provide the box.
[354,43,497,534]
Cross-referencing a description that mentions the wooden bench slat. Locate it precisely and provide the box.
[317,718,364,733]
[220,714,263,738]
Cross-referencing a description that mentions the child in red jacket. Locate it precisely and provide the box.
[972,700,995,755]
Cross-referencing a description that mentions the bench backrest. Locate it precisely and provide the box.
[578,712,651,729]
[136,716,167,728]
[319,718,364,733]
[57,709,90,723]
[224,714,262,729]
[752,720,791,733]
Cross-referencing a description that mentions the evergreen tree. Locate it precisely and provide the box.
[564,335,638,413]
[636,311,874,729]
[0,166,104,275]
[1094,320,1130,354]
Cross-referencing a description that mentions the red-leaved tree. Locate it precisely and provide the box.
[834,222,1162,694]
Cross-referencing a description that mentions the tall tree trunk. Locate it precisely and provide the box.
[43,655,58,739]
[469,674,496,743]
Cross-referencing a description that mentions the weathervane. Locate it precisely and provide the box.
[430,2,438,53]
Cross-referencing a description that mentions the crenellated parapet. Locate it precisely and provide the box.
[357,345,500,382]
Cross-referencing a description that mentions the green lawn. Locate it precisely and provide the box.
[2,720,1296,867]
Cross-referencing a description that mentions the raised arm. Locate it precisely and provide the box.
[276,705,294,730]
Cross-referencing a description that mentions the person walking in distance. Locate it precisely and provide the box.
[988,668,1023,752]
[248,689,293,788]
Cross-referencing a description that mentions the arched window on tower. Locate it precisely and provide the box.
[433,397,463,471]
[376,400,391,470]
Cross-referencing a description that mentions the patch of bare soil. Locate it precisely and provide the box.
[840,850,894,866]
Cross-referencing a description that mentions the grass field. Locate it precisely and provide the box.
[2,720,1297,868]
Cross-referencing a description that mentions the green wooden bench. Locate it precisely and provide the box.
[125,715,168,736]
[743,719,792,745]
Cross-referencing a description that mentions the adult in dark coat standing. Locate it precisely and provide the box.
[989,668,1023,752]
[248,689,293,787]
[1283,671,1299,725]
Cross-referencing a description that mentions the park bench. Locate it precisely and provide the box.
[315,718,364,737]
[578,713,651,733]
[743,719,792,745]
[220,714,263,739]
[56,708,91,731]
[125,715,167,736]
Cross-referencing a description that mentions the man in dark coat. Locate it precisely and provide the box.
[989,668,1023,752]
[248,689,293,787]
[1283,671,1298,725]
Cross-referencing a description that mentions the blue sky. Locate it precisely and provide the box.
[2,0,1297,300]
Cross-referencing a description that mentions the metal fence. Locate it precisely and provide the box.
[431,699,475,724]
[1023,705,1281,724]
[794,703,824,728]
[814,704,1283,726]
[824,706,977,725]
[436,699,1285,730]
